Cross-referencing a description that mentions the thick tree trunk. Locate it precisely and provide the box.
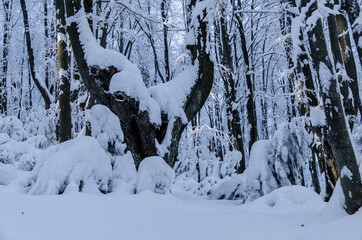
[56,0,72,143]
[305,0,362,214]
[327,5,356,128]
[341,0,361,66]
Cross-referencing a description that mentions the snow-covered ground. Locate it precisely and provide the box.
[1,174,361,240]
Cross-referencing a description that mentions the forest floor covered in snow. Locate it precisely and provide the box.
[1,173,361,240]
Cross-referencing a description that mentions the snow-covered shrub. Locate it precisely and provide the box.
[136,156,175,194]
[0,136,38,166]
[27,136,112,195]
[112,152,137,183]
[220,151,242,178]
[17,153,38,171]
[176,124,238,181]
[0,163,17,185]
[210,118,312,203]
[25,135,49,149]
[89,105,126,155]
[0,116,27,141]
[193,176,222,196]
[24,106,57,144]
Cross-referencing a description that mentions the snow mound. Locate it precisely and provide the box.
[244,186,325,212]
[28,136,112,195]
[136,156,175,194]
[0,163,17,185]
[113,152,137,184]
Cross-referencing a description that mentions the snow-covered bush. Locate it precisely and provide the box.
[111,151,138,192]
[210,118,312,202]
[27,136,112,195]
[136,156,175,194]
[0,136,39,166]
[17,153,37,171]
[24,106,57,145]
[176,124,239,181]
[193,176,222,196]
[0,116,27,141]
[220,151,242,178]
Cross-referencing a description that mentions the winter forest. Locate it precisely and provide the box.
[0,0,361,239]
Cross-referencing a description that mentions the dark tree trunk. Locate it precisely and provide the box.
[218,6,245,173]
[234,10,257,153]
[1,0,12,115]
[56,0,72,143]
[20,0,52,109]
[161,0,170,82]
[341,0,361,66]
[305,0,362,214]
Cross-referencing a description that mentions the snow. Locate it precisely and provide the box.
[341,166,353,180]
[310,105,326,126]
[136,156,175,194]
[27,137,112,195]
[0,163,17,185]
[149,65,198,123]
[0,182,361,240]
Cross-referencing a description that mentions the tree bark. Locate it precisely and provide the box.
[20,0,52,109]
[305,0,362,214]
[0,0,13,115]
[340,0,361,66]
[56,0,72,142]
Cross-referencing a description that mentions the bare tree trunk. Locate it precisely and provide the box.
[1,0,13,115]
[218,6,245,173]
[340,0,361,66]
[55,0,71,142]
[20,0,52,109]
[305,0,362,214]
[161,0,170,82]
[234,8,257,153]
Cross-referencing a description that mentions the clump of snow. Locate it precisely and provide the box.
[16,153,38,171]
[0,133,10,144]
[89,105,126,155]
[243,186,325,212]
[136,156,175,194]
[310,105,326,126]
[149,65,198,123]
[27,136,112,195]
[340,166,353,180]
[0,163,17,185]
[113,152,137,184]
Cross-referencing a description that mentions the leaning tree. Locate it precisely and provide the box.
[63,0,214,168]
